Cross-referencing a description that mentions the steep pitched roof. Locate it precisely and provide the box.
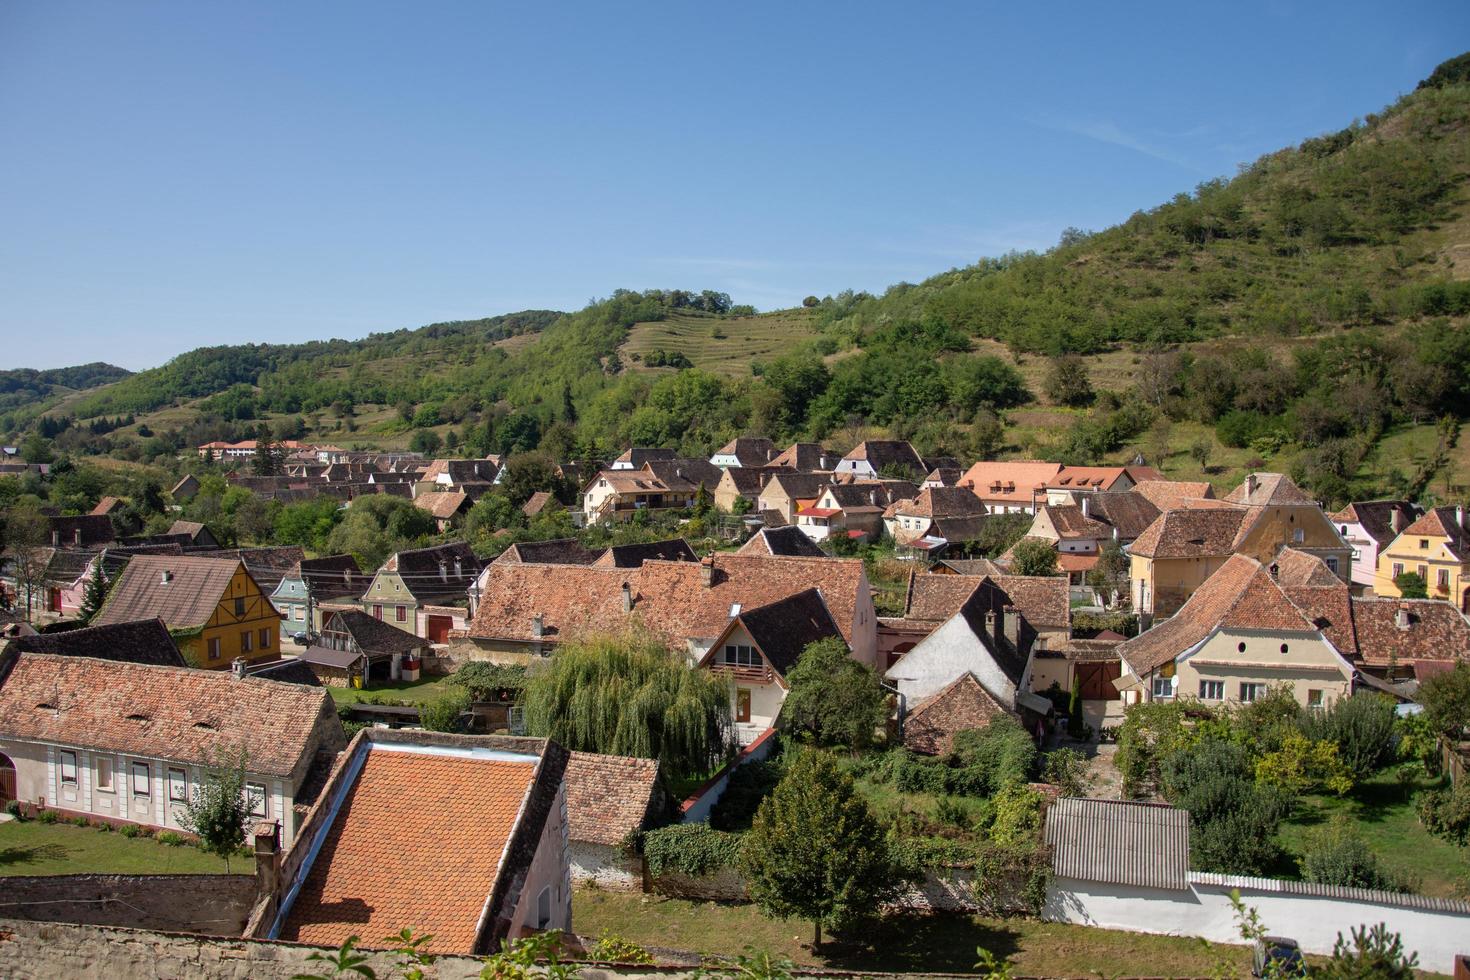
[7,618,186,668]
[768,442,835,471]
[382,542,480,600]
[958,461,1063,502]
[1271,548,1343,587]
[643,458,723,491]
[1040,504,1112,539]
[47,514,115,548]
[1083,492,1162,540]
[737,526,827,557]
[1128,507,1249,559]
[991,575,1072,631]
[717,467,775,495]
[1282,584,1357,655]
[289,554,368,601]
[565,752,662,846]
[211,546,308,595]
[592,538,698,568]
[904,573,986,623]
[732,588,844,676]
[713,437,777,466]
[1117,555,1317,676]
[614,447,678,467]
[903,672,1010,755]
[1399,506,1470,562]
[762,471,832,499]
[1047,465,1162,492]
[1224,472,1314,506]
[1129,480,1216,511]
[413,490,470,520]
[90,496,125,516]
[91,555,248,628]
[0,652,334,776]
[1330,500,1423,546]
[495,539,603,566]
[842,440,925,473]
[521,491,558,517]
[893,487,989,519]
[323,610,426,657]
[1350,598,1470,667]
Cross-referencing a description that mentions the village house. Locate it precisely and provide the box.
[46,514,115,550]
[713,466,779,513]
[1129,473,1351,618]
[1129,479,1215,511]
[1040,464,1164,505]
[253,730,570,955]
[359,542,480,644]
[1022,491,1162,589]
[922,466,964,489]
[884,486,989,541]
[755,471,832,524]
[169,474,199,504]
[3,618,186,668]
[611,447,677,470]
[91,555,284,669]
[737,526,827,557]
[709,436,777,468]
[1116,554,1357,709]
[165,519,220,549]
[1373,505,1470,611]
[797,480,917,543]
[886,571,1071,669]
[0,650,345,846]
[834,439,926,479]
[461,553,878,667]
[581,469,693,524]
[957,460,1063,514]
[296,609,427,687]
[565,751,664,888]
[696,588,847,743]
[1330,499,1423,590]
[270,554,368,642]
[210,546,308,598]
[767,441,840,472]
[413,489,472,531]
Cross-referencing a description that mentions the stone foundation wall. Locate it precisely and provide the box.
[0,875,256,936]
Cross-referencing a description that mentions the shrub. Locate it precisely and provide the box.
[4,800,22,820]
[1299,692,1396,777]
[1255,732,1353,796]
[38,809,58,825]
[1301,816,1404,891]
[1041,748,1088,797]
[1417,782,1470,845]
[710,759,784,831]
[450,661,528,702]
[95,821,113,833]
[158,831,187,847]
[418,689,471,732]
[949,716,1038,792]
[71,816,90,828]
[988,784,1044,846]
[119,823,142,838]
[642,822,744,878]
[1162,739,1290,875]
[588,933,655,965]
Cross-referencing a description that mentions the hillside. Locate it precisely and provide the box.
[6,55,1470,507]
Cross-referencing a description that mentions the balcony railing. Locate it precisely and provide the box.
[708,661,774,685]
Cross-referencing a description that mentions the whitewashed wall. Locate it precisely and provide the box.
[570,841,641,890]
[1044,873,1470,975]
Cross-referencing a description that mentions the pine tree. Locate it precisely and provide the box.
[741,751,899,947]
[78,563,109,624]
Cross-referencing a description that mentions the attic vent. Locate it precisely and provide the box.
[126,713,151,722]
[35,701,55,711]
[193,720,218,731]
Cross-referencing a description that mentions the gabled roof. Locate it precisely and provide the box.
[643,458,723,491]
[592,538,698,569]
[442,458,499,485]
[1039,504,1112,539]
[937,558,1005,576]
[0,652,334,776]
[1330,500,1423,546]
[494,538,603,566]
[924,467,963,487]
[1129,480,1216,511]
[7,618,186,668]
[1117,555,1318,676]
[286,554,367,601]
[893,487,989,520]
[322,610,426,657]
[565,752,662,846]
[768,442,836,471]
[738,526,827,557]
[761,471,832,499]
[1047,465,1163,492]
[1350,598,1470,667]
[1398,506,1470,561]
[1224,472,1314,506]
[91,555,249,629]
[928,516,992,544]
[1271,548,1342,587]
[842,440,925,473]
[713,437,777,466]
[211,546,307,595]
[90,496,125,516]
[958,460,1063,501]
[413,490,470,520]
[903,672,1010,756]
[614,447,678,467]
[903,572,1070,631]
[1046,798,1190,890]
[1128,507,1249,559]
[47,514,115,548]
[381,542,480,600]
[521,491,558,517]
[717,466,775,494]
[166,520,213,542]
[1082,492,1163,540]
[726,588,844,677]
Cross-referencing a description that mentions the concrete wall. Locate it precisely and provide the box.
[1044,873,1470,975]
[570,841,642,890]
[0,875,255,936]
[679,728,778,824]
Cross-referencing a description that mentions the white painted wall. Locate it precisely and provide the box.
[883,613,1016,705]
[1044,874,1470,975]
[569,841,641,890]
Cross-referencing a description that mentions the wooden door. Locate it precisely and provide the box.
[0,754,15,805]
[735,689,752,723]
[1077,661,1122,701]
[426,615,452,645]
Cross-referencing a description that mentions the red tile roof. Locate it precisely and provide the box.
[1129,480,1215,511]
[1128,508,1250,559]
[903,672,1010,755]
[957,461,1062,502]
[1223,472,1314,506]
[91,555,249,628]
[280,747,536,953]
[413,490,470,520]
[1398,506,1470,562]
[565,752,662,847]
[1350,598,1470,667]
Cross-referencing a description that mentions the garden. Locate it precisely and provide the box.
[0,813,237,876]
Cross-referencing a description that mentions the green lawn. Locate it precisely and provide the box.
[1277,772,1470,899]
[326,674,457,706]
[573,889,1254,976]
[0,819,237,876]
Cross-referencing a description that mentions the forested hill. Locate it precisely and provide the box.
[10,54,1470,508]
[0,363,131,415]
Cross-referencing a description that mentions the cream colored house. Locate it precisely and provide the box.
[1116,554,1355,709]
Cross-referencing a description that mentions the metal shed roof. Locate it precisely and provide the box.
[1045,797,1190,891]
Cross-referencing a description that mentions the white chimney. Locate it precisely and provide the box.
[531,613,544,638]
[1458,505,1465,529]
[438,560,447,582]
[453,558,462,578]
[1396,605,1411,630]
[230,658,247,680]
[1081,495,1090,518]
[700,558,714,587]
[1390,508,1404,534]
[621,582,633,614]
[161,570,173,585]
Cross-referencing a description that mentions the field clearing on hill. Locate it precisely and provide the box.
[620,309,822,378]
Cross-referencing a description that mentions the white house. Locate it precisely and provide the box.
[1330,500,1423,589]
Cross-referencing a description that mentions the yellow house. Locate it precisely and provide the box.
[1374,506,1470,611]
[92,555,283,669]
[1129,473,1351,618]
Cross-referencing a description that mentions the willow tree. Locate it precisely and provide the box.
[521,629,733,783]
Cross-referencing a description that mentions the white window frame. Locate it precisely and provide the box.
[1239,682,1266,703]
[168,766,188,803]
[245,782,267,818]
[60,750,78,785]
[722,644,759,667]
[95,756,114,792]
[1151,675,1174,699]
[131,761,151,798]
[1199,680,1224,701]
[536,885,553,929]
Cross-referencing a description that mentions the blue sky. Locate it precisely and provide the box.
[1,2,1465,370]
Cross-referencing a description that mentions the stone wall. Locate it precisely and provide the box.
[0,875,256,936]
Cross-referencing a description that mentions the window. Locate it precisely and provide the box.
[1419,538,1429,550]
[1392,562,1404,580]
[60,750,78,784]
[234,597,246,617]
[96,757,113,792]
[735,688,752,723]
[1199,680,1224,701]
[1307,689,1324,709]
[1417,564,1428,581]
[1240,682,1266,703]
[259,628,272,649]
[1237,641,1247,653]
[208,637,221,661]
[1325,557,1339,575]
[373,604,383,620]
[396,605,407,623]
[722,644,759,667]
[1292,528,1304,543]
[168,767,187,802]
[1280,643,1290,654]
[131,761,151,797]
[536,886,553,929]
[240,630,253,653]
[1438,569,1450,591]
[1151,675,1174,699]
[245,782,267,817]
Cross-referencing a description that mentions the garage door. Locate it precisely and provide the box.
[1077,661,1122,701]
[426,614,453,645]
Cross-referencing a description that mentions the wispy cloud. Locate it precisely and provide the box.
[1034,116,1199,171]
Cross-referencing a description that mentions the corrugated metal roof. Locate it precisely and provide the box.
[1188,872,1470,914]
[1045,797,1190,890]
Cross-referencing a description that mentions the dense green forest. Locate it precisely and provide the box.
[0,363,131,416]
[4,55,1470,508]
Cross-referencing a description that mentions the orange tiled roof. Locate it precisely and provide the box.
[565,752,661,847]
[1130,480,1216,511]
[413,490,470,520]
[892,487,988,520]
[1128,507,1249,559]
[280,747,537,953]
[1351,598,1470,667]
[958,461,1062,501]
[1398,506,1470,562]
[903,572,1070,630]
[1271,548,1342,587]
[1223,472,1315,506]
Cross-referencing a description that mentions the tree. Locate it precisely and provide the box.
[499,453,559,507]
[969,409,1005,461]
[408,429,442,455]
[1419,661,1470,740]
[1316,924,1419,979]
[1188,439,1213,471]
[324,494,437,571]
[742,751,899,947]
[251,425,277,476]
[18,433,54,464]
[1084,539,1129,604]
[802,295,820,308]
[77,562,109,624]
[521,630,732,784]
[1043,356,1094,407]
[782,638,889,750]
[1009,538,1060,577]
[1298,692,1396,777]
[178,747,251,871]
[1393,571,1428,599]
[2,504,49,622]
[419,690,470,732]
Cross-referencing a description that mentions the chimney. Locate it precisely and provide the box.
[74,528,83,546]
[253,820,282,905]
[1246,474,1258,499]
[1002,605,1019,650]
[342,567,351,586]
[438,560,447,582]
[1390,508,1404,534]
[161,570,173,585]
[869,489,877,507]
[231,658,247,680]
[984,609,998,644]
[621,582,633,614]
[531,613,544,638]
[1396,604,1411,631]
[453,558,462,578]
[700,557,715,587]
[51,530,59,547]
[1081,495,1090,518]
[1459,505,1465,530]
